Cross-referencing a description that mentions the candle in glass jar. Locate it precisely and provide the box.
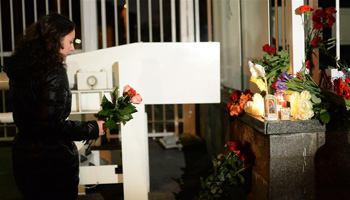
[279,99,287,108]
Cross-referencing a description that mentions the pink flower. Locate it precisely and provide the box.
[131,93,143,104]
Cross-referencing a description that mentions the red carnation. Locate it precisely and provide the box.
[326,14,336,28]
[298,5,313,13]
[268,47,276,55]
[314,9,325,18]
[313,22,323,30]
[271,81,277,89]
[306,60,313,70]
[325,7,337,14]
[312,37,322,48]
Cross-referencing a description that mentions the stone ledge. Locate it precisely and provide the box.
[235,113,325,135]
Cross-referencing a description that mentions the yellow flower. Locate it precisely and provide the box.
[250,77,266,92]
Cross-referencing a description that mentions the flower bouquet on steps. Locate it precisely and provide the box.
[84,85,142,152]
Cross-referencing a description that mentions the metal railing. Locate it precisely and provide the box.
[0,0,213,141]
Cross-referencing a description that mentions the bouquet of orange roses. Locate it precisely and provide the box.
[226,89,252,116]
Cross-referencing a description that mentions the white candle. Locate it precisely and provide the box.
[252,98,264,116]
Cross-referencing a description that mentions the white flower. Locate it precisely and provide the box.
[252,93,263,102]
[300,90,311,101]
[290,91,314,120]
[249,61,266,77]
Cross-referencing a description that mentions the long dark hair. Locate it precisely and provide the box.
[14,13,75,70]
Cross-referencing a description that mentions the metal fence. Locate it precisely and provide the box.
[0,0,213,141]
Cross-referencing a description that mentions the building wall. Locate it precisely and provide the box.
[213,0,269,91]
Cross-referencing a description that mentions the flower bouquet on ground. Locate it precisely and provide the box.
[197,141,254,200]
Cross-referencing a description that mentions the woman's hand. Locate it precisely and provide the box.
[97,121,107,136]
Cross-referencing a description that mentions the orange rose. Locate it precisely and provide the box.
[123,85,137,97]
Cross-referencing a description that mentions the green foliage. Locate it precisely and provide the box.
[94,87,138,129]
[284,73,350,124]
[198,147,246,200]
[254,50,290,87]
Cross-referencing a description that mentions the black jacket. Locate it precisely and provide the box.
[6,52,99,199]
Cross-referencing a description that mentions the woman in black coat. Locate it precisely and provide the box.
[5,13,106,200]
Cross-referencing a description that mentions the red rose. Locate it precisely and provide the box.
[268,47,276,55]
[226,103,232,113]
[262,44,270,53]
[227,141,240,151]
[230,90,241,103]
[235,150,241,157]
[240,154,246,162]
[346,78,350,83]
[312,37,322,48]
[298,5,313,13]
[325,7,337,14]
[230,104,244,116]
[243,89,251,95]
[326,14,336,28]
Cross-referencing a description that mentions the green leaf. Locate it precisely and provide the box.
[320,111,330,123]
[111,87,119,104]
[208,175,214,181]
[311,94,322,104]
[119,104,137,115]
[105,119,116,129]
[97,109,110,116]
[210,188,217,194]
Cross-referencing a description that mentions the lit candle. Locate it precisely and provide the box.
[252,98,264,116]
[279,99,287,108]
[281,107,291,120]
